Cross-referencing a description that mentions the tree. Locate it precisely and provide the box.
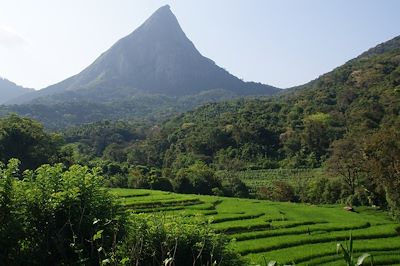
[363,129,400,219]
[326,137,364,195]
[258,181,297,202]
[176,161,220,195]
[0,159,23,264]
[0,114,64,170]
[302,112,336,162]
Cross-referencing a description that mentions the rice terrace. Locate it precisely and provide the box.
[112,188,400,265]
[1,1,400,265]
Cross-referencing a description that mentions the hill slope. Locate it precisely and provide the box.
[9,5,278,105]
[130,35,400,169]
[0,78,33,104]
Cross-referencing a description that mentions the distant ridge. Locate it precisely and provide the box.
[357,35,400,58]
[1,32,399,129]
[9,5,279,104]
[0,78,33,104]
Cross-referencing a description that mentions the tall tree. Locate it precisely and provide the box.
[363,129,400,219]
[326,137,363,195]
[0,114,63,170]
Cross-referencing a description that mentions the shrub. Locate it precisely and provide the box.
[258,181,298,202]
[221,177,250,198]
[106,174,128,188]
[0,160,124,265]
[173,176,195,194]
[116,214,245,266]
[150,177,174,191]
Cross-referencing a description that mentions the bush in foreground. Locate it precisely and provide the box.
[0,159,123,265]
[117,214,245,266]
[0,160,244,265]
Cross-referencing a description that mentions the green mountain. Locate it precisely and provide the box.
[9,5,278,105]
[0,78,33,104]
[0,89,251,129]
[129,35,400,169]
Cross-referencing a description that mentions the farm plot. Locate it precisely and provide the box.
[231,168,324,195]
[110,188,400,265]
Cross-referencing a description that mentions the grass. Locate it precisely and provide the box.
[110,188,400,265]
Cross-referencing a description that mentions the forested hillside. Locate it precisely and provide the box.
[0,89,252,129]
[55,35,400,218]
[135,36,400,170]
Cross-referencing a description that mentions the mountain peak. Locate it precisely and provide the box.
[156,4,171,11]
[145,4,174,23]
[137,4,184,39]
[8,5,278,104]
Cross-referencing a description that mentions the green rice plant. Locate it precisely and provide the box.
[214,222,272,234]
[111,188,166,197]
[123,198,202,209]
[237,168,323,194]
[271,220,324,230]
[247,238,400,266]
[121,196,180,204]
[361,253,400,266]
[237,224,398,255]
[185,202,216,210]
[213,219,322,234]
[211,212,265,224]
[109,188,400,265]
[233,222,371,242]
[116,192,151,198]
[337,233,374,265]
[305,251,397,266]
[131,205,185,213]
[257,259,295,266]
[203,210,219,215]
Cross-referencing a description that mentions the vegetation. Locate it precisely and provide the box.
[29,36,398,218]
[0,89,261,129]
[0,114,69,170]
[336,234,374,266]
[117,214,243,266]
[0,159,122,264]
[1,33,400,265]
[0,160,244,265]
[111,188,400,265]
[54,34,398,219]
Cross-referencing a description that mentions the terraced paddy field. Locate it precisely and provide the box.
[232,168,324,196]
[110,188,400,265]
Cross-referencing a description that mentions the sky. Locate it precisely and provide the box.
[0,0,399,90]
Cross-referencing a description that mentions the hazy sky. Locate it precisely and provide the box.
[0,0,399,89]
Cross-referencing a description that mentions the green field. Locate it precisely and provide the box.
[110,188,400,265]
[232,168,325,195]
